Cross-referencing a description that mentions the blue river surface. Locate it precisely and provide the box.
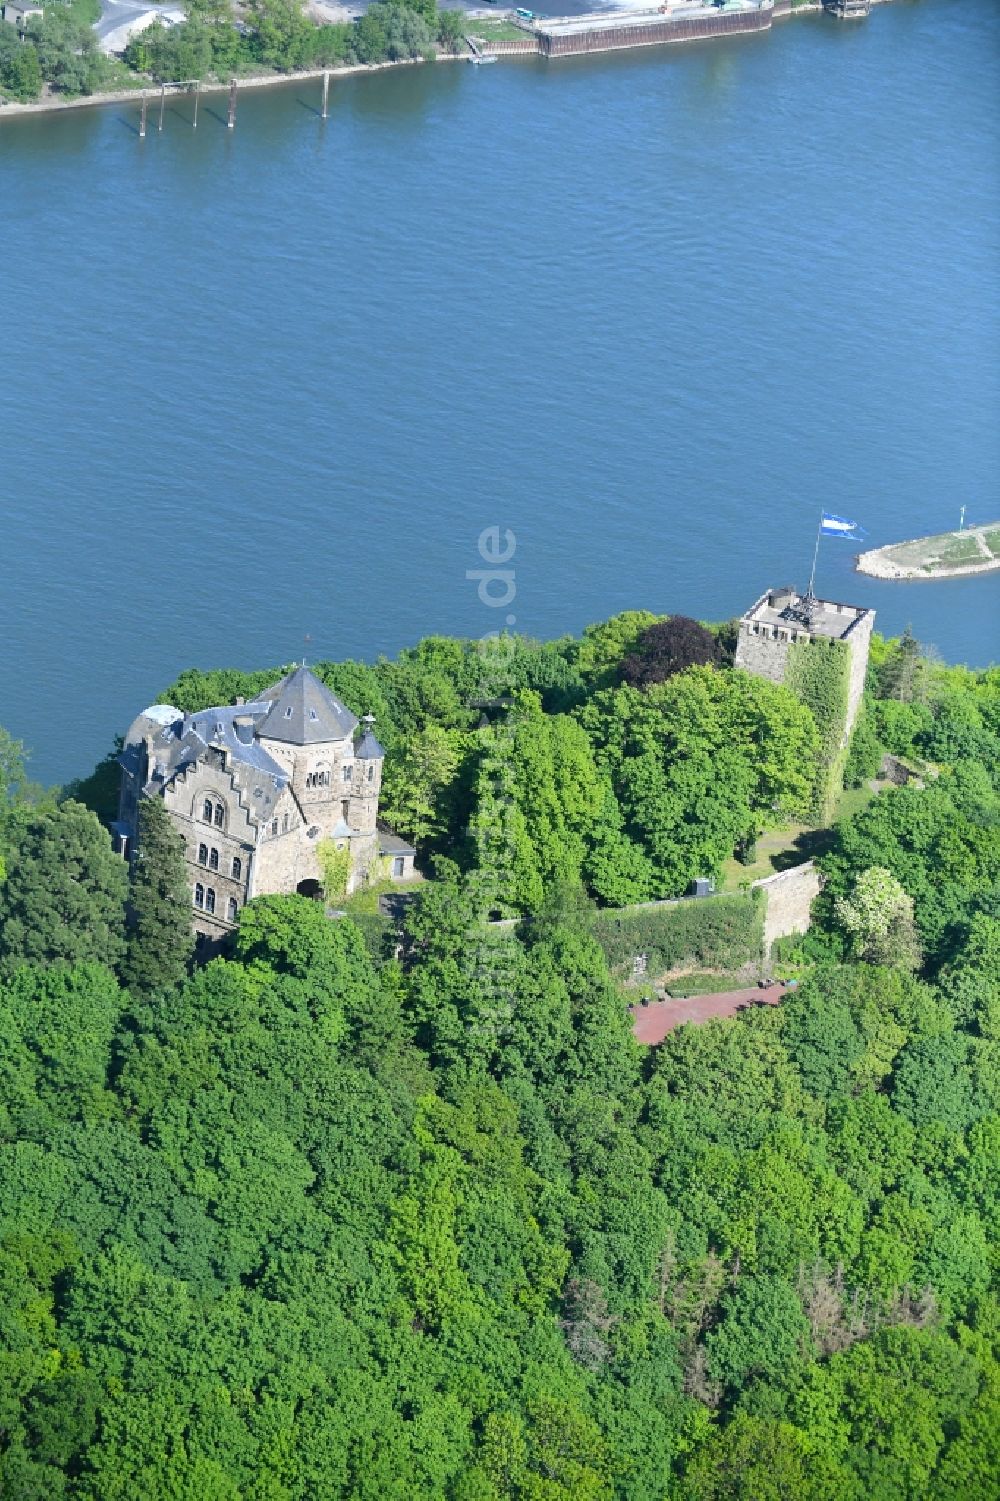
[1,0,998,784]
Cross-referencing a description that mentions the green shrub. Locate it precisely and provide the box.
[588,891,764,977]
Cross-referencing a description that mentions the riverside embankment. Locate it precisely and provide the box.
[0,0,897,122]
[0,53,467,120]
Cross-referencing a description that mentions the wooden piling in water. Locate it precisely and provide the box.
[158,82,165,133]
[227,78,237,130]
[321,71,330,120]
[139,94,147,138]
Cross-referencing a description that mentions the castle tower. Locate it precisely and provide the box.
[350,714,384,835]
[734,586,874,744]
[254,665,358,816]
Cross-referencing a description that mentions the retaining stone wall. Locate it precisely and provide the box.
[753,860,822,954]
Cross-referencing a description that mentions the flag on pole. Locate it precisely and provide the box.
[820,512,865,540]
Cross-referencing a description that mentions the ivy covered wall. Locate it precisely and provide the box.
[785,637,851,821]
[589,890,765,977]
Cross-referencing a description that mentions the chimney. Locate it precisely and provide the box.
[234,696,245,706]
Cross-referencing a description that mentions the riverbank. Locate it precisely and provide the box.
[0,0,895,122]
[856,522,1000,581]
[0,53,472,120]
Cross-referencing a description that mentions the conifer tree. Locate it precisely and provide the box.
[122,798,195,995]
[879,625,925,703]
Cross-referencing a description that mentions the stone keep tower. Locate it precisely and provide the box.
[734,587,874,744]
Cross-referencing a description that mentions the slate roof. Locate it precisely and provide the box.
[257,666,358,745]
[121,701,290,827]
[356,729,385,760]
[378,828,415,857]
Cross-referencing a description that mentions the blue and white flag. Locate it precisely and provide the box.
[820,511,865,540]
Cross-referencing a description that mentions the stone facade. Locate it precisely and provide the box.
[752,860,823,956]
[734,587,874,743]
[115,667,415,947]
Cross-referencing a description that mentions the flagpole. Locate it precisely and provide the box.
[806,513,823,599]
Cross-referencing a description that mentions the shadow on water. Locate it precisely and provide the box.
[297,97,323,117]
[116,114,141,136]
[204,106,230,127]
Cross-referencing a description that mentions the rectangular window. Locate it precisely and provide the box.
[194,883,204,909]
[343,765,352,782]
[232,857,242,880]
[209,848,219,871]
[213,803,224,828]
[228,897,238,921]
[392,857,405,878]
[205,888,216,915]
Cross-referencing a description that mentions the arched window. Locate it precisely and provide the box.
[213,801,225,828]
[202,799,213,823]
[198,844,208,866]
[231,856,242,880]
[209,848,219,871]
[205,888,216,914]
[194,883,204,908]
[228,897,238,922]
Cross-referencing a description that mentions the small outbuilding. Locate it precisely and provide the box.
[2,2,45,31]
[378,827,417,882]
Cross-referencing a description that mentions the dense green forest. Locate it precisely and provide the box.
[0,609,998,1498]
[0,0,470,106]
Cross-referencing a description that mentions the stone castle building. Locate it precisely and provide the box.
[734,586,874,743]
[115,666,415,946]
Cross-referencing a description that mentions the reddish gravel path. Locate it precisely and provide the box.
[631,983,788,1045]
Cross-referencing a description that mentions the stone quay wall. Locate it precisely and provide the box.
[537,5,772,58]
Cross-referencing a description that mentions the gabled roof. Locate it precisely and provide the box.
[257,666,358,746]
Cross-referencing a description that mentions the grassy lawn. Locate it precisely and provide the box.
[721,781,880,890]
[887,529,989,571]
[924,534,986,568]
[469,19,533,39]
[984,528,1000,558]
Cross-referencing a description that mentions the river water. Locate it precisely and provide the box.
[1,1,997,783]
